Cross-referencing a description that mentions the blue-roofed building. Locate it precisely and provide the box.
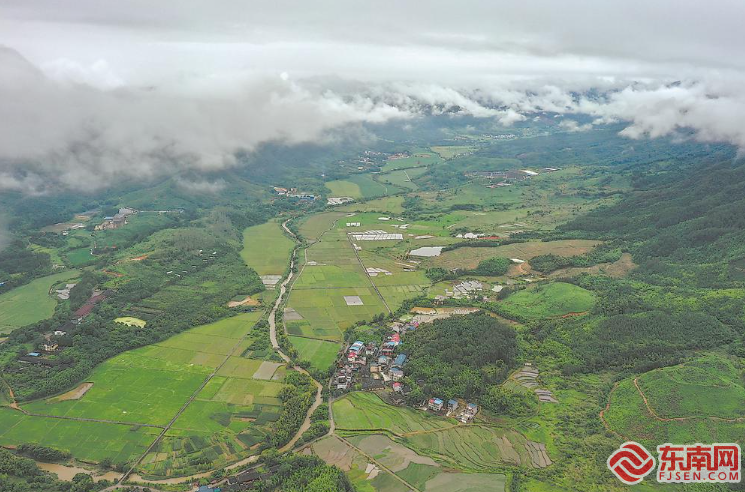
[377,355,389,366]
[389,367,404,381]
[448,399,459,412]
[27,352,40,357]
[393,354,407,367]
[428,398,444,411]
[198,486,221,492]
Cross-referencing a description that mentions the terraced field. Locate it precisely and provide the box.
[604,376,745,446]
[347,434,508,492]
[333,392,455,435]
[405,425,552,470]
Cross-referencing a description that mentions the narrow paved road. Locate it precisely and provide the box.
[269,219,324,452]
[105,217,327,490]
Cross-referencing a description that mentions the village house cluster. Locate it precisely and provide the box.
[95,207,136,231]
[332,316,480,421]
[272,186,316,200]
[465,167,560,188]
[333,321,413,397]
[427,398,479,423]
[17,289,113,367]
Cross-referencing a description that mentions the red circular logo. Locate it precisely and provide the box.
[608,441,656,485]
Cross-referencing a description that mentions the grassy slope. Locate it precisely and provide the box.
[500,282,596,319]
[0,269,79,334]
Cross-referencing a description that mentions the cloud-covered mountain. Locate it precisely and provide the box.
[0,0,744,193]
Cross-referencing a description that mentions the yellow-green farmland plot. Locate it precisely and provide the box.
[0,407,158,464]
[241,221,295,276]
[346,434,508,492]
[289,336,341,372]
[287,222,388,342]
[0,269,79,334]
[14,311,287,476]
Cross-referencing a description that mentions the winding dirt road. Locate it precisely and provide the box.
[103,218,325,490]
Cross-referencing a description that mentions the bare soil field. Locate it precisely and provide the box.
[430,240,600,270]
[227,296,260,308]
[549,252,636,279]
[54,382,94,401]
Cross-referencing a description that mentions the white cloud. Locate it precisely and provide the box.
[0,48,413,193]
[0,1,744,193]
[41,58,124,90]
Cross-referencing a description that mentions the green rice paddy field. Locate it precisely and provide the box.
[289,336,340,371]
[241,221,295,276]
[2,312,287,474]
[0,269,79,334]
[333,392,454,435]
[338,196,405,214]
[0,408,159,463]
[326,174,393,199]
[287,225,389,341]
[381,153,442,172]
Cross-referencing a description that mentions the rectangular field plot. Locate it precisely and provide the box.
[286,288,387,340]
[298,212,348,241]
[187,312,262,339]
[241,221,295,276]
[143,371,285,478]
[216,356,264,379]
[21,313,264,427]
[333,392,454,435]
[157,332,241,356]
[377,285,427,311]
[293,265,369,288]
[344,295,364,305]
[289,336,341,372]
[23,350,211,425]
[0,408,156,464]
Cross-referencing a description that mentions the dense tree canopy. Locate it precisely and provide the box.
[403,313,518,403]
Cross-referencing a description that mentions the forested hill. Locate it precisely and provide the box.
[561,156,745,289]
[532,155,745,374]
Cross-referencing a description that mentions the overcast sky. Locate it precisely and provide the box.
[1,0,744,193]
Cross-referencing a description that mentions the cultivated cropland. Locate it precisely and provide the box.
[1,5,745,489]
